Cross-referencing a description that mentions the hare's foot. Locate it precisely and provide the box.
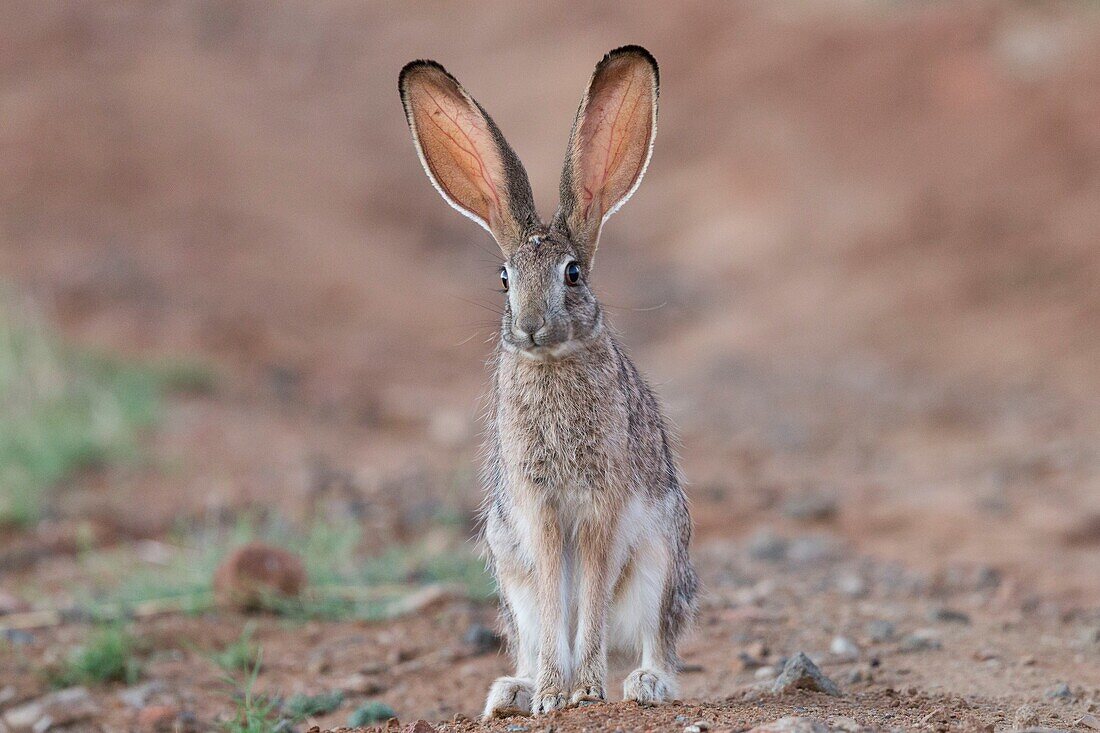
[483,677,534,719]
[569,684,606,706]
[531,685,568,715]
[623,668,675,705]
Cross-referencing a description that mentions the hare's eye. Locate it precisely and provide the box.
[500,267,509,291]
[565,261,582,286]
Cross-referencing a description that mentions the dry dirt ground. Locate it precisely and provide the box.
[2,2,1100,732]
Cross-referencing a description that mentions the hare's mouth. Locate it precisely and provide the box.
[505,338,582,363]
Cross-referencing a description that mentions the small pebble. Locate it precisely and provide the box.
[1078,713,1100,730]
[866,620,896,643]
[899,629,942,652]
[463,623,502,655]
[755,666,777,680]
[747,530,789,561]
[505,725,528,732]
[782,493,837,521]
[1013,704,1039,729]
[2,629,34,645]
[835,573,866,598]
[1045,682,1072,700]
[830,636,860,661]
[927,606,970,624]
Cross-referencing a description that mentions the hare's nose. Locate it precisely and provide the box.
[514,315,546,341]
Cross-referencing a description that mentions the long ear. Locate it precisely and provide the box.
[399,60,538,255]
[555,45,658,262]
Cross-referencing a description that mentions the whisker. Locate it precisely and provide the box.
[602,300,668,312]
[448,293,505,317]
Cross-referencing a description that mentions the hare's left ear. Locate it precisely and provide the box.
[399,60,538,256]
[555,45,658,263]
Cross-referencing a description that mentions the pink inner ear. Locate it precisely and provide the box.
[406,70,505,226]
[576,61,654,225]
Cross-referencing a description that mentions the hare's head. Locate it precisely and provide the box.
[399,46,658,361]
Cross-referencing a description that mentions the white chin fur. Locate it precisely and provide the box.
[504,339,580,362]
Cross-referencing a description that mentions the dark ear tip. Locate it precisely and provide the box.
[398,58,453,95]
[600,45,659,84]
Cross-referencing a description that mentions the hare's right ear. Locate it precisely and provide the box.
[399,60,538,256]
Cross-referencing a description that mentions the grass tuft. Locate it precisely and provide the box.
[50,625,141,687]
[213,623,261,673]
[221,654,285,733]
[0,299,212,526]
[283,690,344,719]
[347,701,397,727]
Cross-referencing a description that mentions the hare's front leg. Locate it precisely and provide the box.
[482,564,538,718]
[570,519,618,705]
[531,505,571,714]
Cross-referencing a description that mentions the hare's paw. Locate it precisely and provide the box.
[569,684,606,706]
[482,677,534,719]
[531,686,568,715]
[623,668,675,705]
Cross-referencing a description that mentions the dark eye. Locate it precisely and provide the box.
[565,261,581,286]
[500,267,509,291]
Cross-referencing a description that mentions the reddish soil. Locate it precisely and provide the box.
[2,2,1100,731]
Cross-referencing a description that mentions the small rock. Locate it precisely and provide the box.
[118,681,164,709]
[748,717,831,733]
[737,641,769,670]
[771,652,841,696]
[845,664,873,684]
[866,620,896,643]
[1078,714,1100,730]
[747,530,788,561]
[830,636,860,661]
[1013,704,1040,728]
[754,665,777,680]
[4,687,99,731]
[505,726,528,733]
[338,673,384,695]
[1079,627,1100,646]
[928,606,970,624]
[782,493,837,521]
[3,629,34,645]
[835,572,866,598]
[787,536,841,564]
[973,648,999,662]
[212,543,307,611]
[900,629,941,652]
[463,623,502,655]
[403,722,435,733]
[1045,682,1072,700]
[137,704,179,731]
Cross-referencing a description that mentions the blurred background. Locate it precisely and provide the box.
[2,3,1099,731]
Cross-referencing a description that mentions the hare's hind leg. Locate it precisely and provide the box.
[483,566,538,718]
[611,538,680,705]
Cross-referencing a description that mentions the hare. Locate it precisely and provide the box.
[398,45,697,717]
